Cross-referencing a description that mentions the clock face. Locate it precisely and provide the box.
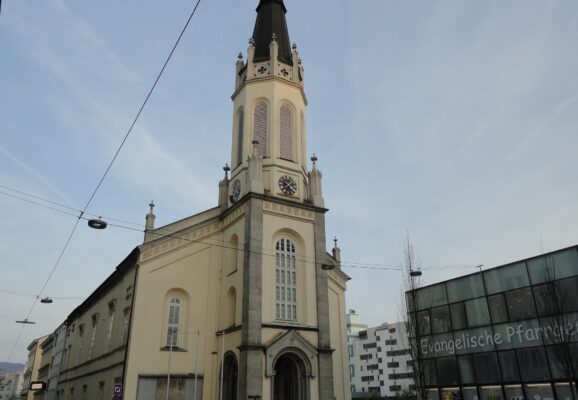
[279,175,297,196]
[231,180,241,202]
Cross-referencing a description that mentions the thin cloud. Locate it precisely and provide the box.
[433,113,498,178]
[0,145,70,204]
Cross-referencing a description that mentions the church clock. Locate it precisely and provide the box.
[278,175,297,196]
[231,179,241,202]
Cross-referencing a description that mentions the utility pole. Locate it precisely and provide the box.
[166,329,175,400]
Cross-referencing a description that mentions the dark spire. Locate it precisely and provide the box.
[252,0,292,65]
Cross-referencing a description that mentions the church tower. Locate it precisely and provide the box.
[223,0,315,207]
[115,1,350,399]
[217,1,351,399]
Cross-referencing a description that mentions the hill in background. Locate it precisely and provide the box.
[0,362,25,375]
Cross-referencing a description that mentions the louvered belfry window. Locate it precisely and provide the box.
[280,105,293,160]
[275,237,297,321]
[237,111,244,166]
[254,102,268,157]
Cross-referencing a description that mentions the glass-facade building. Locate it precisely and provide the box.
[408,246,578,400]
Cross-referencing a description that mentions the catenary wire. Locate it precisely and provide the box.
[1,185,481,271]
[0,288,81,300]
[0,183,145,227]
[92,216,481,272]
[6,0,204,361]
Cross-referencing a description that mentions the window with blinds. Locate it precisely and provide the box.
[253,102,268,157]
[275,237,297,321]
[166,297,181,347]
[280,105,293,160]
[237,111,244,166]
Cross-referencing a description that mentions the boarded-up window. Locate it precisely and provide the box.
[237,111,244,166]
[254,102,268,157]
[280,105,293,160]
[137,377,203,400]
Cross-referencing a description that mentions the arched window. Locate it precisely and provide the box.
[275,237,297,321]
[237,110,244,166]
[166,297,182,347]
[280,105,293,161]
[254,101,268,157]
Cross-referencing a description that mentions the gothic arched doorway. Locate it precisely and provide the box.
[222,353,238,400]
[273,352,308,400]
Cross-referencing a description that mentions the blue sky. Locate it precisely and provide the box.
[1,0,577,363]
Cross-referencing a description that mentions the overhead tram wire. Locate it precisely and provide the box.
[85,217,481,272]
[0,185,481,272]
[0,288,81,300]
[0,183,484,271]
[6,0,204,362]
[0,185,145,227]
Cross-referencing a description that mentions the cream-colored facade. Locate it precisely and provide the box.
[21,336,48,400]
[40,1,351,399]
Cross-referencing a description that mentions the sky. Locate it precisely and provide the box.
[1,0,577,363]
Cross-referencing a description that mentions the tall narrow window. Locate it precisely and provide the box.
[254,102,268,157]
[122,308,130,344]
[77,325,84,364]
[167,298,182,347]
[106,304,115,351]
[237,111,244,165]
[275,237,297,321]
[280,105,293,160]
[89,316,97,358]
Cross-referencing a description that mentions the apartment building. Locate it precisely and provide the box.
[0,372,23,400]
[348,313,415,399]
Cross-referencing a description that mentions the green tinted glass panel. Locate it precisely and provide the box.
[505,287,536,321]
[547,346,570,379]
[437,357,459,386]
[498,351,520,382]
[417,284,448,310]
[484,262,530,294]
[518,347,550,382]
[458,356,475,384]
[528,249,578,284]
[488,294,509,323]
[417,310,431,336]
[446,274,485,303]
[450,303,467,330]
[474,352,500,384]
[465,298,490,327]
[431,306,451,334]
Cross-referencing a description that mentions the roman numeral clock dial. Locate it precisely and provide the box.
[279,175,297,196]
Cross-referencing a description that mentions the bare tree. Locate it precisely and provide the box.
[399,235,427,400]
[536,256,578,399]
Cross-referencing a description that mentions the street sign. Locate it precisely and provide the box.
[30,381,46,391]
[112,384,122,400]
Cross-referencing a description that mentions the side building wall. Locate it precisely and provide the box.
[123,210,223,400]
[56,250,138,400]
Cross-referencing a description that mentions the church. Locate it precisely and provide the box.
[51,1,351,399]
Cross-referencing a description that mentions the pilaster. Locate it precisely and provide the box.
[314,212,335,400]
[239,197,264,399]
